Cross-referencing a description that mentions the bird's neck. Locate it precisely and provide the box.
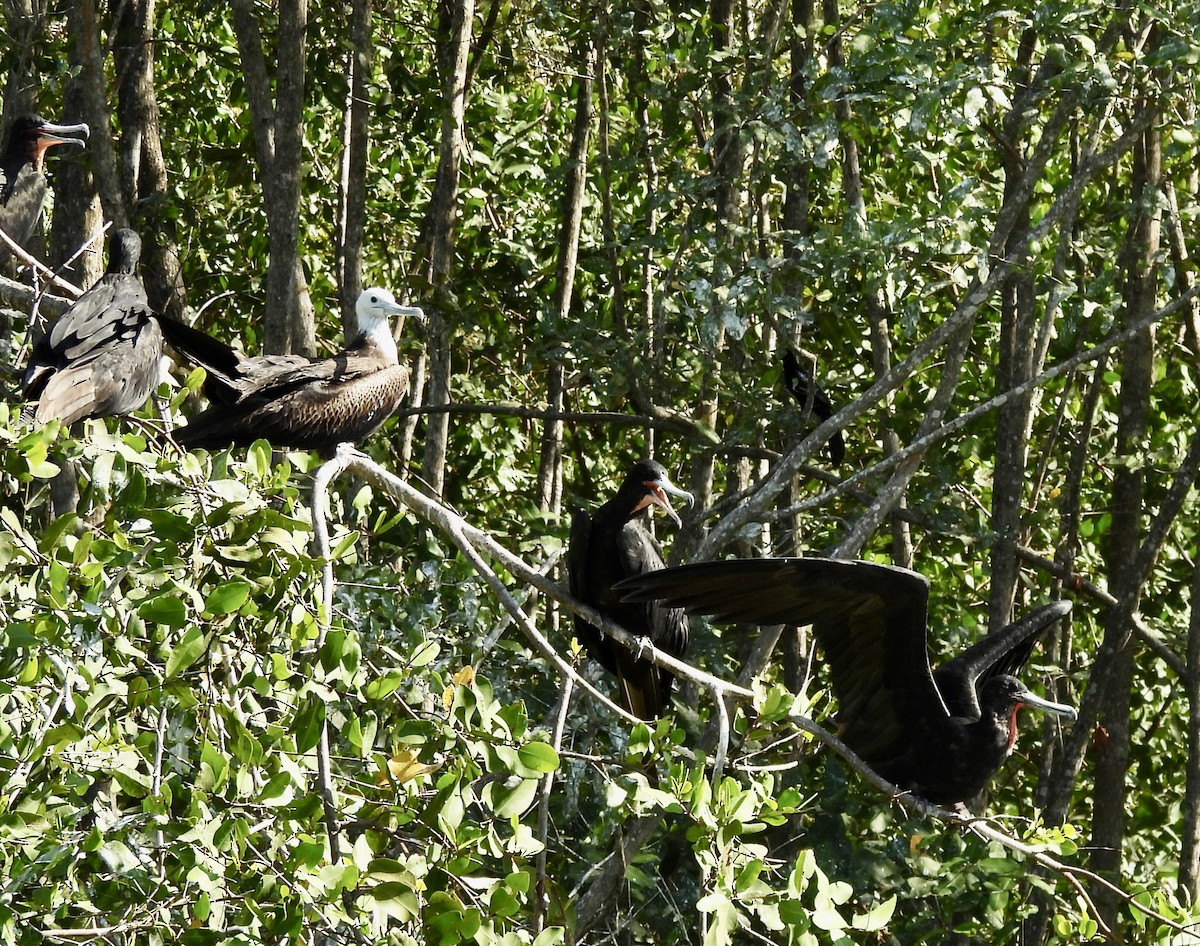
[357,320,398,362]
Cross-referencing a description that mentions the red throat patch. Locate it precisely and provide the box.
[1006,703,1023,751]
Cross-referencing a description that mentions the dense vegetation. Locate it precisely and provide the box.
[2,0,1200,942]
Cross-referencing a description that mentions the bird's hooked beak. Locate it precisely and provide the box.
[384,301,425,322]
[638,473,694,528]
[33,121,90,169]
[1018,690,1077,720]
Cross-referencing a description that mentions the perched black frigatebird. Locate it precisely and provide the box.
[568,460,693,720]
[23,228,163,425]
[0,114,90,262]
[160,288,423,454]
[782,349,844,465]
[618,557,1075,805]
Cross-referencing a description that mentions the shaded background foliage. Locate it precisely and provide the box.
[1,0,1199,942]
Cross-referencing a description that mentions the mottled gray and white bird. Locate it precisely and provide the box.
[23,228,162,425]
[161,288,423,453]
[0,114,89,262]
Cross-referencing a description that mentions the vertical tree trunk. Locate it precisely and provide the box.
[229,0,315,356]
[113,0,187,321]
[419,0,474,495]
[821,0,911,566]
[679,0,738,556]
[71,0,127,230]
[987,28,1038,631]
[48,22,102,289]
[1181,557,1200,901]
[337,0,372,336]
[1089,117,1160,932]
[537,37,594,515]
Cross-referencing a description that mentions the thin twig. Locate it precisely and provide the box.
[534,678,573,932]
[309,446,358,866]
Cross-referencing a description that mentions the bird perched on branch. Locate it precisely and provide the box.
[782,349,844,465]
[160,288,423,454]
[569,460,693,720]
[23,228,162,425]
[619,557,1075,805]
[0,114,89,262]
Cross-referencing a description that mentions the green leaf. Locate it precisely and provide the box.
[164,627,207,679]
[203,580,251,615]
[140,594,188,629]
[293,694,326,753]
[516,742,559,775]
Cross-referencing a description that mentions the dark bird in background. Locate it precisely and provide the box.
[23,228,162,425]
[569,459,694,720]
[0,114,89,262]
[618,557,1075,805]
[782,349,844,465]
[160,288,423,454]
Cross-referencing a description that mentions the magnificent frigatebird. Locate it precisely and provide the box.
[618,557,1075,804]
[569,460,694,720]
[160,288,423,453]
[0,114,90,262]
[782,350,844,465]
[23,228,162,425]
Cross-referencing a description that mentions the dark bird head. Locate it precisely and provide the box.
[977,674,1076,750]
[4,114,90,173]
[620,459,694,528]
[355,287,424,359]
[107,228,142,274]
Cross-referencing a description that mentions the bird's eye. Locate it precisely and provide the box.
[370,295,378,303]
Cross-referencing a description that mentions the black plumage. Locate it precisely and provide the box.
[0,114,89,262]
[161,288,423,453]
[618,557,1075,804]
[23,228,162,425]
[568,460,693,720]
[782,350,844,465]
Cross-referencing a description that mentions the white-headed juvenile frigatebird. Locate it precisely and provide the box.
[569,459,694,720]
[617,557,1076,805]
[23,228,163,424]
[782,350,844,465]
[0,114,89,262]
[160,288,423,454]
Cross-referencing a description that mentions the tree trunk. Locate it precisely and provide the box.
[1180,557,1200,901]
[419,0,474,495]
[337,0,372,335]
[679,0,738,557]
[229,0,315,355]
[987,27,1038,631]
[537,36,594,515]
[71,0,127,230]
[1089,116,1161,933]
[821,0,911,566]
[113,0,187,320]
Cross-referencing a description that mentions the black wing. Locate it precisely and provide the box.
[618,557,949,760]
[932,600,1071,720]
[23,274,161,423]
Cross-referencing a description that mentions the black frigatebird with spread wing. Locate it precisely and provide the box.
[569,460,694,720]
[618,557,1075,804]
